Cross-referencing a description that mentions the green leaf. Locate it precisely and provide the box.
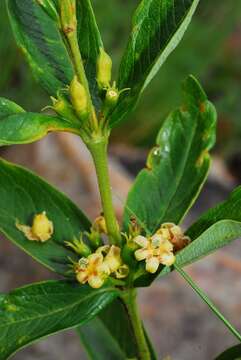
[215,344,241,360]
[7,0,74,96]
[76,0,103,108]
[187,186,241,240]
[0,158,91,275]
[110,0,200,126]
[0,98,24,119]
[0,280,118,360]
[123,75,217,235]
[78,298,157,360]
[0,112,80,146]
[160,220,241,277]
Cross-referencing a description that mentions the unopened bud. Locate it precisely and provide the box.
[65,237,91,257]
[97,48,112,89]
[60,0,77,35]
[51,96,79,123]
[70,76,89,120]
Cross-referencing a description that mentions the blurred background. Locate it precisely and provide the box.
[0,1,240,359]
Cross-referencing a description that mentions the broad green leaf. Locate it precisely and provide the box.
[0,98,24,119]
[0,112,80,146]
[0,280,118,360]
[110,0,200,126]
[187,186,241,240]
[76,0,103,108]
[215,344,241,360]
[159,220,241,278]
[0,158,91,275]
[78,298,157,360]
[7,0,74,96]
[123,75,217,235]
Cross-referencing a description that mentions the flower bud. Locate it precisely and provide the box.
[97,48,112,89]
[69,76,89,120]
[51,96,79,123]
[93,215,107,234]
[60,0,77,35]
[65,237,91,257]
[32,212,54,242]
[104,245,122,273]
[105,87,119,108]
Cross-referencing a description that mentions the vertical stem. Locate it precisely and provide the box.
[88,136,121,245]
[175,264,241,342]
[122,289,151,360]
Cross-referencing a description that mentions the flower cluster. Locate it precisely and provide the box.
[74,245,129,289]
[133,223,189,274]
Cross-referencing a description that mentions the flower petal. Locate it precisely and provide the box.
[145,257,159,273]
[133,235,148,248]
[135,248,150,261]
[88,275,105,289]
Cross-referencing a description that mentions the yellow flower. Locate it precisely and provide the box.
[16,211,53,242]
[75,253,110,289]
[134,234,175,274]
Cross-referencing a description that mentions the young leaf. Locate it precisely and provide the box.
[123,75,217,235]
[78,298,157,360]
[0,158,91,275]
[76,0,103,107]
[110,0,200,126]
[215,344,241,360]
[0,280,118,360]
[0,114,81,147]
[7,0,74,96]
[187,186,241,239]
[159,220,241,278]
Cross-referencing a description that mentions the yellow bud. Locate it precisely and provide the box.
[105,88,119,107]
[69,76,89,119]
[51,96,79,123]
[93,216,107,234]
[104,245,122,273]
[32,212,54,242]
[97,48,112,89]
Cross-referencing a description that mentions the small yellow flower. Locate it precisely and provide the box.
[134,234,175,274]
[16,211,53,242]
[75,253,110,289]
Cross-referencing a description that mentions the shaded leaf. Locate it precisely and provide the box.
[7,0,74,96]
[0,158,91,275]
[187,186,241,240]
[215,344,241,360]
[110,0,200,126]
[123,76,216,235]
[0,280,118,360]
[78,298,157,360]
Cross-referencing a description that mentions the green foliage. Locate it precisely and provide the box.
[0,98,81,145]
[187,186,241,239]
[110,0,200,126]
[215,344,241,360]
[0,0,240,359]
[0,280,118,359]
[123,76,216,234]
[0,158,90,275]
[7,0,74,96]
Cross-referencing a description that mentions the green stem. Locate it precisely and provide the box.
[122,289,151,360]
[175,264,241,342]
[88,136,121,245]
[66,32,98,132]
